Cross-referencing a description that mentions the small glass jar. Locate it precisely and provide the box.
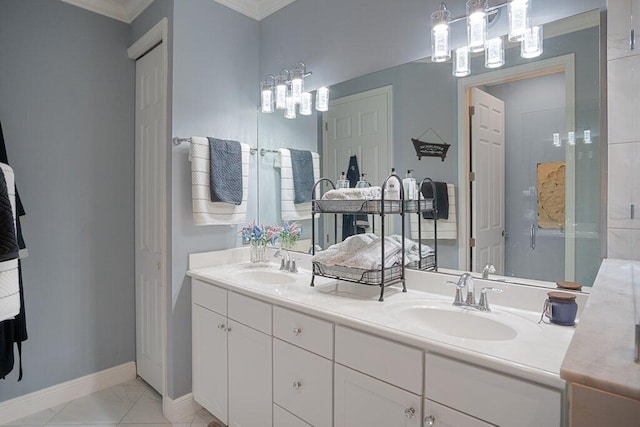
[249,241,269,264]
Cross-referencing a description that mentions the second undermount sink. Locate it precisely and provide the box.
[394,305,518,341]
[234,269,297,285]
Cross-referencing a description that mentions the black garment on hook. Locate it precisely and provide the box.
[0,121,28,381]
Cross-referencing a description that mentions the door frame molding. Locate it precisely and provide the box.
[128,17,169,398]
[456,54,576,276]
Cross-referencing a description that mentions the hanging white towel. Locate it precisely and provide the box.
[410,183,457,240]
[275,148,320,221]
[189,137,250,226]
[0,163,20,322]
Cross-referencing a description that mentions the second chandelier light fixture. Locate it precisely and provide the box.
[431,0,543,77]
[260,62,329,118]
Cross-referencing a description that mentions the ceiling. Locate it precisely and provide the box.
[60,0,297,23]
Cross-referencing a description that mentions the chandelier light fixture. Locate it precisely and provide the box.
[430,0,543,77]
[431,4,451,62]
[259,62,330,119]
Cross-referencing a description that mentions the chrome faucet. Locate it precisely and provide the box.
[446,273,473,306]
[482,263,496,280]
[274,249,298,273]
[446,273,502,311]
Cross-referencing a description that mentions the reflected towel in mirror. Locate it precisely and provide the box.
[275,149,320,221]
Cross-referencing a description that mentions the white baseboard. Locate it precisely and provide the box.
[0,361,136,425]
[163,393,203,423]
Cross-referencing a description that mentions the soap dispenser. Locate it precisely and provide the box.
[403,170,417,200]
[337,171,349,189]
[384,168,400,200]
[355,173,370,188]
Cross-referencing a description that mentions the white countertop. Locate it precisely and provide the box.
[188,249,583,391]
[561,259,640,400]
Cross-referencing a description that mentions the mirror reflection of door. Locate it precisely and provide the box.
[469,71,571,282]
[470,87,506,275]
[323,86,392,247]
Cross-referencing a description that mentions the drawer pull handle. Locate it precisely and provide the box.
[293,328,302,336]
[217,323,226,330]
[424,415,436,426]
[292,380,302,390]
[405,407,415,419]
[226,327,232,332]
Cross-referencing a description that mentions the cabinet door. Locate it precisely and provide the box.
[334,364,421,427]
[423,399,493,427]
[192,305,228,425]
[228,319,272,427]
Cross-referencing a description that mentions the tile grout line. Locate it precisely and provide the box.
[116,382,153,425]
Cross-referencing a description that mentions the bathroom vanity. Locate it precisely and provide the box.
[188,248,584,427]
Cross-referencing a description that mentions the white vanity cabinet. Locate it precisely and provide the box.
[425,353,562,427]
[334,326,423,427]
[192,279,272,427]
[191,276,565,427]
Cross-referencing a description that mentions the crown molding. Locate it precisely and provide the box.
[59,0,154,23]
[257,0,297,20]
[215,0,297,21]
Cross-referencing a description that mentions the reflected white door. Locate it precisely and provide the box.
[135,44,165,393]
[323,86,392,245]
[471,87,505,274]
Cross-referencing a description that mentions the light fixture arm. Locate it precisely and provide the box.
[448,0,509,24]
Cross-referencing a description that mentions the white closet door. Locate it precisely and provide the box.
[135,43,165,394]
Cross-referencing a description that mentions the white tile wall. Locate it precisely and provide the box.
[607,0,640,260]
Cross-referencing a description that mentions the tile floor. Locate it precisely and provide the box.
[2,378,216,427]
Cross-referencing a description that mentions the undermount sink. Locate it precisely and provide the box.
[395,305,518,341]
[234,269,297,285]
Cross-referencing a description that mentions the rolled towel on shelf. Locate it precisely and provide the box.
[312,233,431,270]
[189,137,250,226]
[321,187,382,200]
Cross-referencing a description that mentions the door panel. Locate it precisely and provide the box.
[471,87,505,274]
[135,43,164,393]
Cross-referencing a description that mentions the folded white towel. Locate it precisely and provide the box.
[276,149,320,221]
[411,183,457,240]
[312,233,431,270]
[190,137,250,225]
[321,187,382,200]
[0,163,19,322]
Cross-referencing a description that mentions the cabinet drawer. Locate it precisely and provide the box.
[273,404,312,427]
[334,364,422,427]
[425,353,561,427]
[228,291,272,334]
[423,399,492,427]
[273,339,333,427]
[192,279,226,315]
[335,325,423,395]
[273,306,333,359]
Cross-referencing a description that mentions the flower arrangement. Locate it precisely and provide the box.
[240,222,279,246]
[277,222,302,250]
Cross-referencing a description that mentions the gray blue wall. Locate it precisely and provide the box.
[133,0,260,399]
[0,0,135,401]
[169,0,260,398]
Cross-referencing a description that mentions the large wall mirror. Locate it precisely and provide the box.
[257,9,603,287]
